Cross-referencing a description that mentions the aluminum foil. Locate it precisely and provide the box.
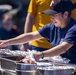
[0,49,28,57]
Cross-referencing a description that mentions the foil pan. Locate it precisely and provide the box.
[16,63,36,70]
[0,49,28,57]
[37,66,75,75]
[16,63,37,75]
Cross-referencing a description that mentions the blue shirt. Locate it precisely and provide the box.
[38,18,76,64]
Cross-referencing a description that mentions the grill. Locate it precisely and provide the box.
[0,49,76,75]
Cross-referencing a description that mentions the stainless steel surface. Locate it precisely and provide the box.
[16,63,37,75]
[0,69,16,75]
[3,71,16,75]
[16,63,36,70]
[0,55,76,75]
[0,57,16,70]
[37,66,75,75]
[38,70,71,75]
[71,72,76,75]
[0,56,37,75]
[16,70,37,75]
[0,70,2,75]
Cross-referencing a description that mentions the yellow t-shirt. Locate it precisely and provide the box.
[28,0,52,48]
[71,0,76,19]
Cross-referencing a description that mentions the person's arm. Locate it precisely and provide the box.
[20,13,35,51]
[0,31,43,48]
[21,0,37,51]
[24,13,35,33]
[34,42,73,61]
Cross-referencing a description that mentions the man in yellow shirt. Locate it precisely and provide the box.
[21,0,52,51]
[21,0,76,51]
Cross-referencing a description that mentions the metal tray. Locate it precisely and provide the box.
[0,57,16,70]
[37,66,75,75]
[0,69,16,75]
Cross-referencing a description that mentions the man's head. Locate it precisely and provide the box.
[42,0,74,28]
[2,14,13,31]
[42,0,73,17]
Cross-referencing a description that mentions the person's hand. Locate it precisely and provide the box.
[0,40,9,48]
[33,52,41,62]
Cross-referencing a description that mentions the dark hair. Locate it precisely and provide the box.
[59,0,76,17]
[60,11,71,17]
